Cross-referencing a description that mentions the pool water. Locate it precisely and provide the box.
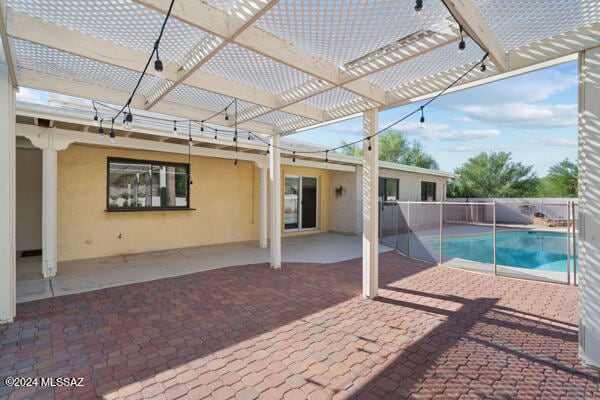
[427,231,576,272]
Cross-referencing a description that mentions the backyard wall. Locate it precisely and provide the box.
[57,144,262,261]
[16,148,42,251]
[329,170,360,234]
[446,198,576,224]
[56,144,333,261]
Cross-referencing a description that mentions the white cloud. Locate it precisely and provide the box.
[432,66,578,130]
[460,103,577,128]
[425,129,501,141]
[524,137,577,147]
[453,116,473,123]
[396,121,501,142]
[16,88,46,104]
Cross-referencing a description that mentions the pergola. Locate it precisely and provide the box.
[1,0,600,367]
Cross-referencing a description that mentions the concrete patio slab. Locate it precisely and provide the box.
[16,233,392,303]
[2,252,597,400]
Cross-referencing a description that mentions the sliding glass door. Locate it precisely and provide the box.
[284,175,318,231]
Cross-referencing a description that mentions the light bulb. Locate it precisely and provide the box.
[154,59,164,80]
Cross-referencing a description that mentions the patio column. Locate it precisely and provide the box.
[269,135,282,268]
[259,162,268,249]
[0,64,16,323]
[578,46,600,369]
[362,108,379,298]
[42,148,58,278]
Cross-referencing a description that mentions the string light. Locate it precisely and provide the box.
[414,0,423,12]
[88,0,490,169]
[188,120,193,186]
[122,108,133,130]
[293,151,296,162]
[154,40,164,80]
[420,106,425,127]
[109,119,116,145]
[98,119,105,139]
[458,25,466,51]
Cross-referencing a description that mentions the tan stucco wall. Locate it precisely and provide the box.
[329,170,359,234]
[16,148,42,251]
[58,144,263,261]
[57,144,334,261]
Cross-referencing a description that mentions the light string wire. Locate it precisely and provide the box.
[92,0,490,160]
[247,52,488,156]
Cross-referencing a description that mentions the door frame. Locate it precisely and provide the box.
[283,174,319,232]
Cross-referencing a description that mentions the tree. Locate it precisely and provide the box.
[449,151,539,198]
[537,159,578,197]
[338,130,439,170]
[339,141,363,157]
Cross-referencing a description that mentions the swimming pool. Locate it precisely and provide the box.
[426,231,576,272]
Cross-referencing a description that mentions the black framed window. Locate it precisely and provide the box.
[379,177,399,201]
[421,181,436,201]
[107,157,190,210]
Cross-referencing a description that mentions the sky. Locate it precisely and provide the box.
[16,61,578,177]
[292,61,579,176]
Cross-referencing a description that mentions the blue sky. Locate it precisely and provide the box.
[292,61,578,176]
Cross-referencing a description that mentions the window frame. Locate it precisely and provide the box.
[420,181,437,202]
[106,157,193,212]
[379,177,399,202]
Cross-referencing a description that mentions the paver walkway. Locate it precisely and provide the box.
[1,252,598,399]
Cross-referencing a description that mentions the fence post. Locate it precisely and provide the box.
[407,202,411,257]
[572,201,577,286]
[567,201,571,285]
[439,202,443,265]
[493,201,497,276]
[395,202,399,251]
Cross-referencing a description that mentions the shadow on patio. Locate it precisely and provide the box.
[1,252,598,399]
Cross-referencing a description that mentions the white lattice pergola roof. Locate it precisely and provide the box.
[1,0,599,136]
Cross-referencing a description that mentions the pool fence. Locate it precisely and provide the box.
[379,199,578,285]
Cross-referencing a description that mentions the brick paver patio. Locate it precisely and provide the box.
[1,252,598,399]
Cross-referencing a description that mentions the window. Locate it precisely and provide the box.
[379,177,399,201]
[421,181,436,201]
[107,158,190,210]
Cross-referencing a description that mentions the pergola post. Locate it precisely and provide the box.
[269,135,282,269]
[42,148,58,278]
[578,46,600,369]
[0,64,16,323]
[362,108,379,298]
[259,162,268,249]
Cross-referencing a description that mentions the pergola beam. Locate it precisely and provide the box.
[138,0,280,109]
[7,10,320,125]
[0,0,18,87]
[441,0,506,71]
[237,22,461,125]
[18,69,275,134]
[133,0,387,105]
